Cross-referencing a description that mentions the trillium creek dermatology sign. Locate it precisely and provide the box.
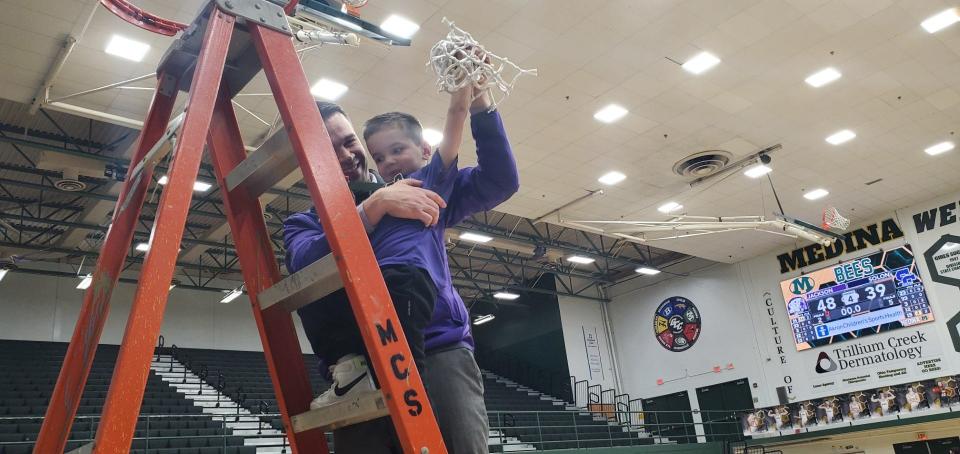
[776,218,904,274]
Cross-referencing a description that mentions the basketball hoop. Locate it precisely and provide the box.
[822,206,850,231]
[99,0,187,36]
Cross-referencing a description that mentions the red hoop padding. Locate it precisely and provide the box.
[100,0,188,36]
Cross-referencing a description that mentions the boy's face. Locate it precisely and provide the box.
[366,127,431,181]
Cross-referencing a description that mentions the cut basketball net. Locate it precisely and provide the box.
[429,17,537,111]
[822,206,851,231]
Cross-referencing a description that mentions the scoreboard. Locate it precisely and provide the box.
[781,246,934,351]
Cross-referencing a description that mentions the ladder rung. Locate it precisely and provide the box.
[225,129,299,196]
[259,253,342,312]
[291,391,388,433]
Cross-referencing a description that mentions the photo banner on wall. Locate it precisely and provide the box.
[582,326,605,381]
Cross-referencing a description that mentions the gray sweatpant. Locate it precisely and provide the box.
[332,347,489,453]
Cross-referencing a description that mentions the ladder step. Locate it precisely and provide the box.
[290,391,388,433]
[259,253,341,312]
[225,129,299,197]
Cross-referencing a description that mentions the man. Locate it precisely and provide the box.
[285,102,494,452]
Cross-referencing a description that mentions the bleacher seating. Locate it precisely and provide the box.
[179,347,649,451]
[0,340,255,454]
[482,374,651,450]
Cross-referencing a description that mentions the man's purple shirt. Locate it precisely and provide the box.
[283,110,519,351]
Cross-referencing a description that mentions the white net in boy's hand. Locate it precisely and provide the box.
[428,17,537,111]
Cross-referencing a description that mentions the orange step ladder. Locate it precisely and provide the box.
[34,1,445,452]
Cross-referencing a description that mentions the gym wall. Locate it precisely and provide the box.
[0,267,314,352]
[600,190,960,411]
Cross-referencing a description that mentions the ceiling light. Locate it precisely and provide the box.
[567,255,596,265]
[493,292,520,300]
[105,35,150,62]
[804,188,829,200]
[220,287,243,303]
[598,171,626,185]
[805,67,842,87]
[422,128,443,147]
[635,267,661,276]
[473,314,495,325]
[681,51,721,75]
[77,274,93,290]
[593,104,628,123]
[922,8,960,33]
[0,268,9,282]
[380,15,420,38]
[310,78,349,101]
[169,280,179,291]
[825,129,856,145]
[459,232,493,243]
[924,141,954,156]
[743,164,772,178]
[658,201,683,213]
[135,242,150,252]
[157,176,212,192]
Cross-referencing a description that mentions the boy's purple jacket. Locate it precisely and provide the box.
[283,110,519,352]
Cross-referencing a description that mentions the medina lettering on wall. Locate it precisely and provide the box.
[913,201,960,234]
[776,219,904,273]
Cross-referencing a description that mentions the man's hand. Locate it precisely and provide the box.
[361,179,447,227]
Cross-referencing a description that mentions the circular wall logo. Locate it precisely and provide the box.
[654,296,702,352]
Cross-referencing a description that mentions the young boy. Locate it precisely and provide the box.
[284,84,519,420]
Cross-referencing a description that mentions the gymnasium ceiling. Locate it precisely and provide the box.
[1,0,960,298]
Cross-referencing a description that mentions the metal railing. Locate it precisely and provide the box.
[475,350,572,402]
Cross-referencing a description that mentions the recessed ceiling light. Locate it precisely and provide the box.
[567,255,596,265]
[804,188,829,200]
[825,129,856,145]
[493,291,520,300]
[380,15,420,38]
[473,314,495,325]
[658,201,683,213]
[157,176,212,192]
[135,242,150,252]
[459,232,493,243]
[681,51,721,75]
[743,164,772,178]
[593,104,628,123]
[598,171,626,185]
[77,273,93,290]
[105,35,150,62]
[422,128,443,147]
[924,141,954,156]
[0,268,9,282]
[922,8,960,33]
[635,267,661,275]
[310,78,349,101]
[805,67,842,87]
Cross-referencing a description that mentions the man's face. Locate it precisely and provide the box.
[366,127,430,181]
[323,112,367,182]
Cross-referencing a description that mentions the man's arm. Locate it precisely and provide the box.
[444,109,520,226]
[284,181,448,272]
[283,212,331,274]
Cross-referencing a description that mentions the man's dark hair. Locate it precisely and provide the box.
[316,101,347,121]
[362,112,423,145]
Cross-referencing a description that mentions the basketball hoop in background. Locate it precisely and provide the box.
[822,206,851,231]
[428,18,537,111]
[99,0,187,36]
[338,0,368,17]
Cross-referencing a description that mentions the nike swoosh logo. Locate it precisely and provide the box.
[333,373,368,397]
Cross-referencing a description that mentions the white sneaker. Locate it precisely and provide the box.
[310,354,378,410]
